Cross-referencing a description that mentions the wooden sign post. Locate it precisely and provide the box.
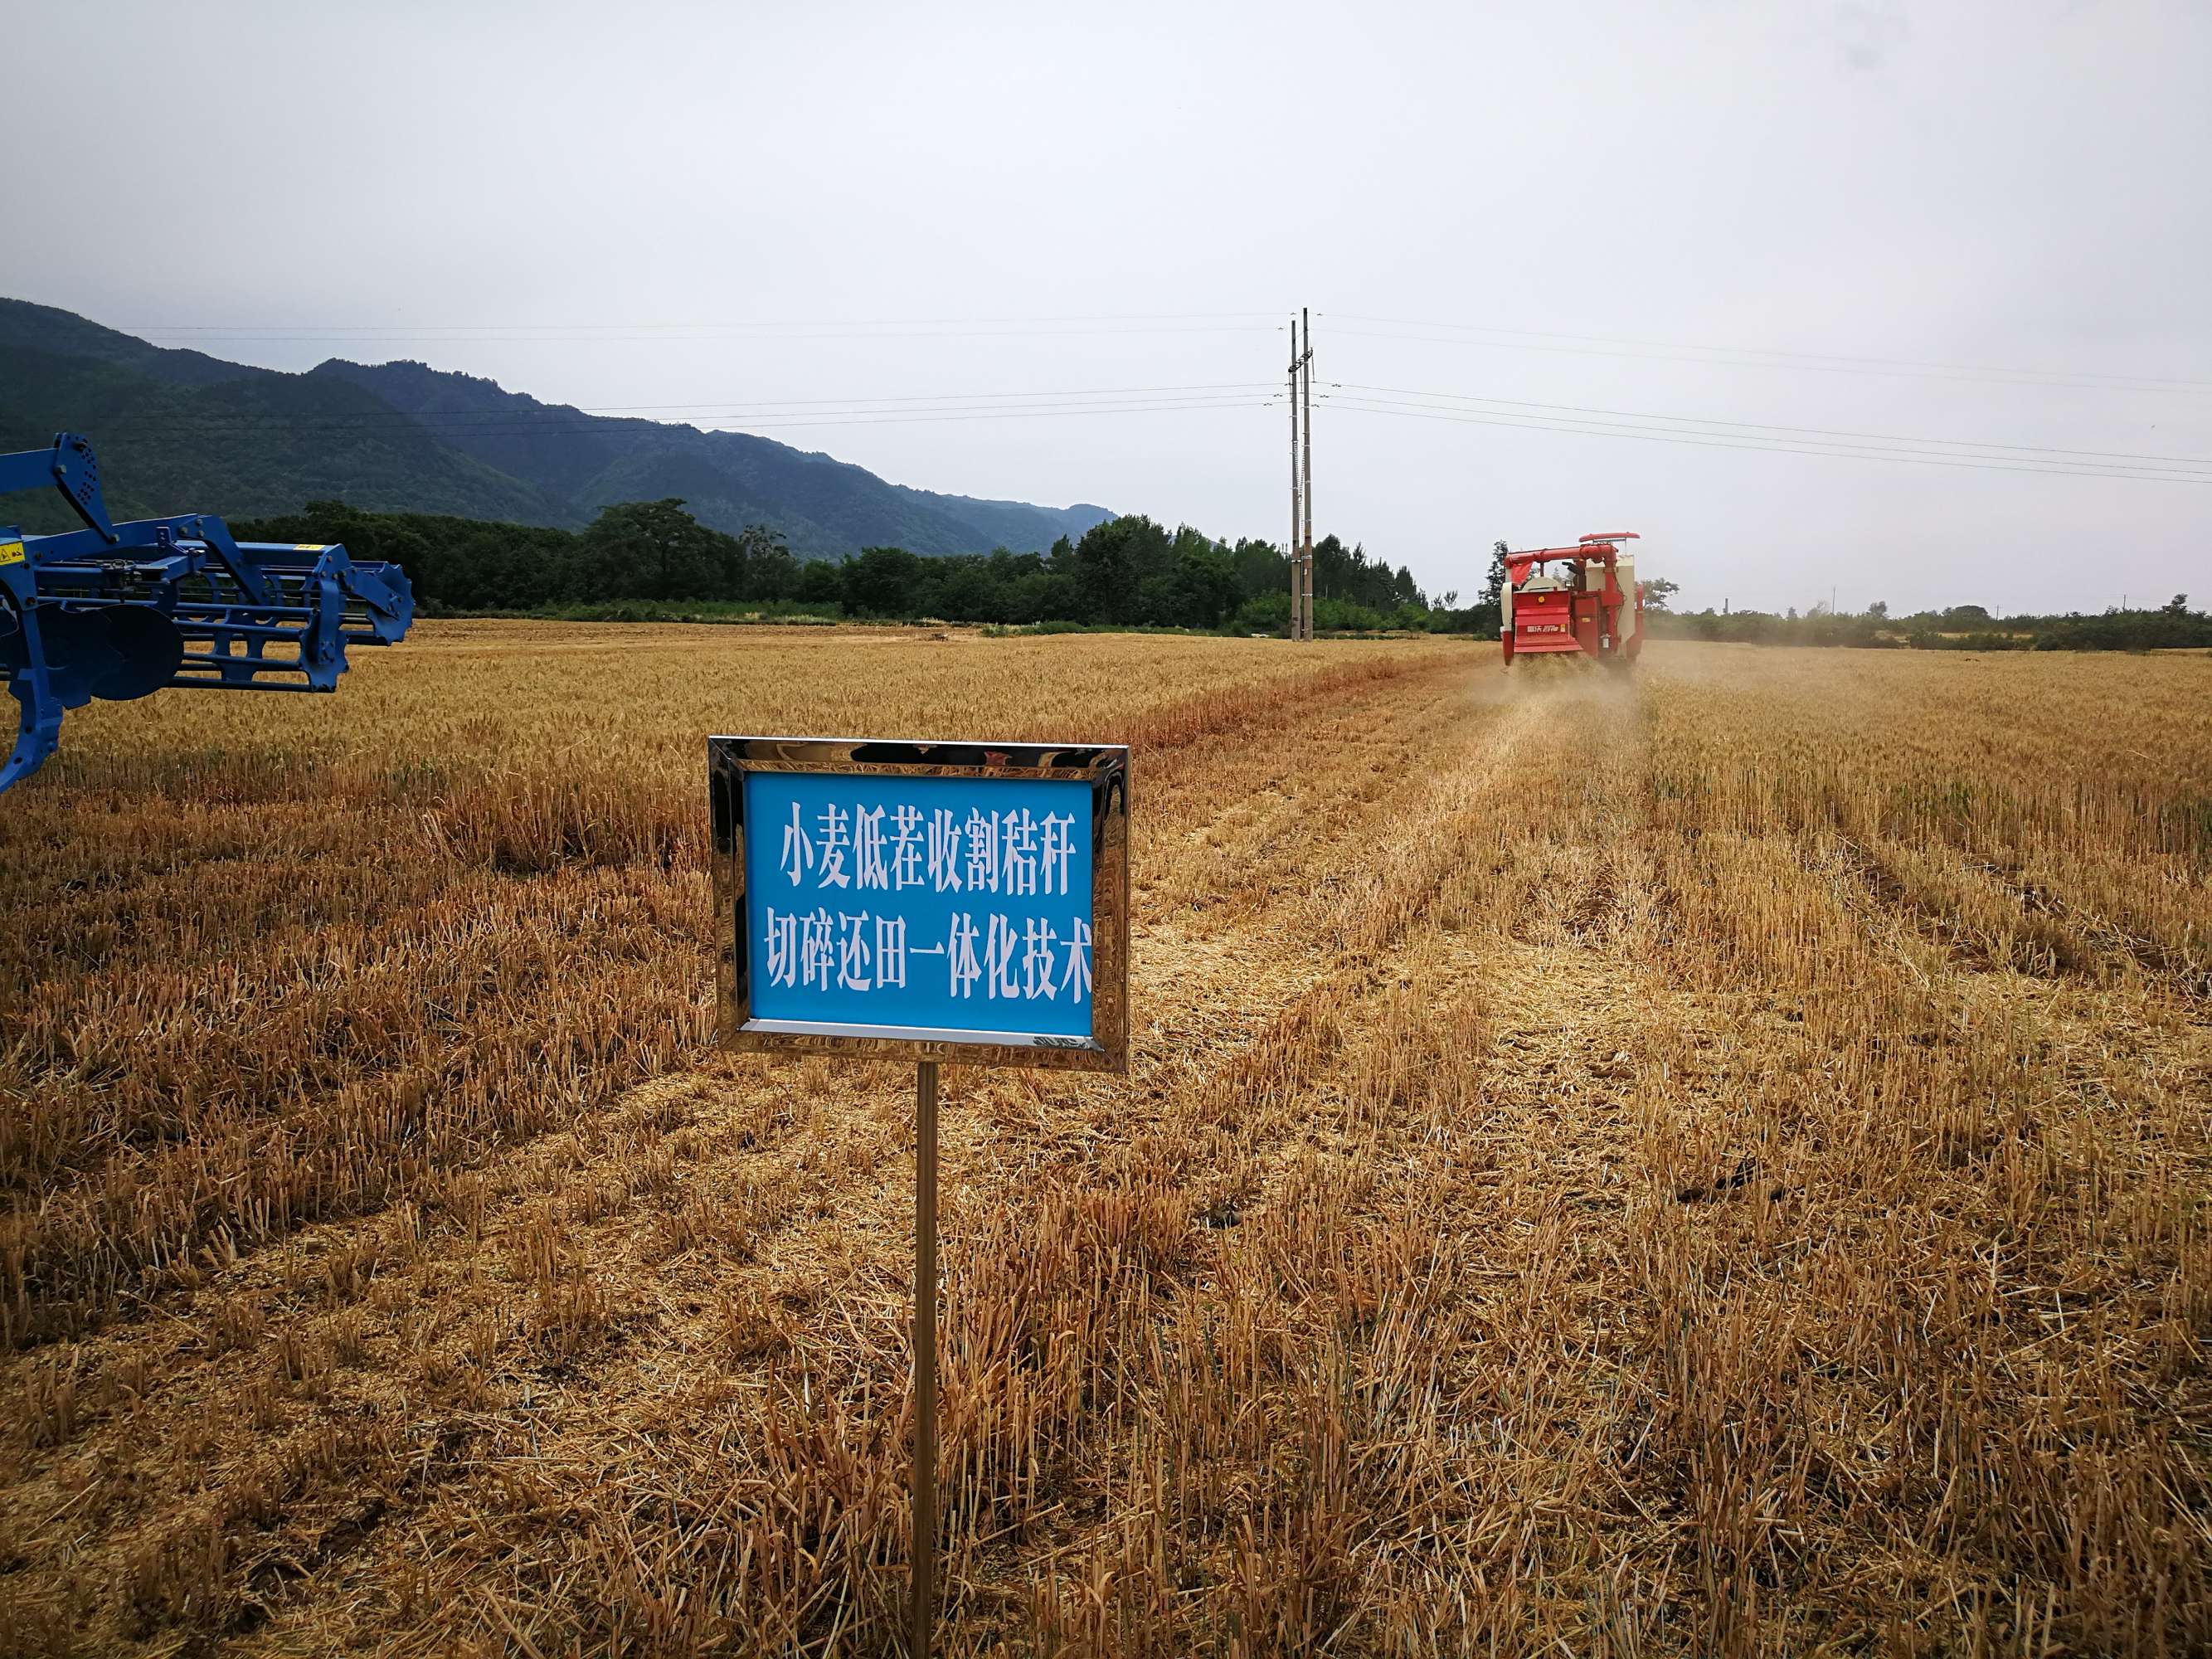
[710,737,1130,1657]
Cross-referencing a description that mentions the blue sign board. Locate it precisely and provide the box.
[711,737,1129,1069]
[744,771,1095,1037]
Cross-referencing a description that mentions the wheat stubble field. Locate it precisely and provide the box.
[1,623,2208,1657]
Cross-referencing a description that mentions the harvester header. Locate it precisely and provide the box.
[1500,531,1643,668]
[0,432,415,793]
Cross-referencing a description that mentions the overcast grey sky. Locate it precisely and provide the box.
[7,0,2208,612]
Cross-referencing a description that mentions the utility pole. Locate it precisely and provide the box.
[1289,314,1305,641]
[1299,307,1315,640]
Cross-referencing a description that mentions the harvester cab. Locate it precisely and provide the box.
[1500,531,1643,669]
[0,432,415,793]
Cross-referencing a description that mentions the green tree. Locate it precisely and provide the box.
[1481,542,1509,609]
[1141,528,1238,627]
[1230,537,1288,608]
[238,499,1444,633]
[736,525,797,601]
[934,557,1001,622]
[793,559,844,608]
[581,499,741,601]
[1231,590,1293,635]
[1465,541,1510,635]
[843,546,925,615]
[1072,515,1172,625]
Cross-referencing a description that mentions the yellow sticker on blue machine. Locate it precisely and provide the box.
[0,540,24,566]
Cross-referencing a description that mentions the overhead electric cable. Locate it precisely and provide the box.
[82,393,1286,442]
[549,379,1281,413]
[1334,382,2212,469]
[148,381,1281,428]
[1322,397,2212,484]
[1330,313,2212,392]
[724,400,1275,432]
[125,309,1285,333]
[1325,320,2212,396]
[117,319,1285,347]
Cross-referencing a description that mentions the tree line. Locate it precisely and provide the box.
[231,495,2204,650]
[234,498,1476,634]
[1650,596,2212,652]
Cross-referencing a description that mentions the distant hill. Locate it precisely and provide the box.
[0,301,567,528]
[0,299,1113,553]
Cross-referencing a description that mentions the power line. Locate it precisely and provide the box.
[1327,312,2212,392]
[536,379,1281,414]
[50,392,1286,443]
[100,368,2208,469]
[1322,396,2212,484]
[1326,394,2210,482]
[41,303,2210,496]
[80,390,1283,435]
[124,309,1286,333]
[1334,382,2212,470]
[120,320,1286,347]
[156,380,1282,431]
[693,397,1281,432]
[1325,319,2212,397]
[130,306,2206,393]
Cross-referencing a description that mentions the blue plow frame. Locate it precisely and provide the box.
[0,432,415,793]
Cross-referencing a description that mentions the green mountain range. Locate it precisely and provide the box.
[0,299,1113,554]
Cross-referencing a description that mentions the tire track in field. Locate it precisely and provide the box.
[962,759,1665,1642]
[1626,663,2212,1654]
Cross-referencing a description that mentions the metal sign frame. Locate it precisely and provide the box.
[710,734,1130,1071]
[711,732,1131,1652]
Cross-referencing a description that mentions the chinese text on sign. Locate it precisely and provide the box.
[743,771,1096,1038]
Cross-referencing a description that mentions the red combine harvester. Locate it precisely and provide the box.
[1500,532,1644,669]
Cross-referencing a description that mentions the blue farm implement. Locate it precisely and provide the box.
[0,433,413,793]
